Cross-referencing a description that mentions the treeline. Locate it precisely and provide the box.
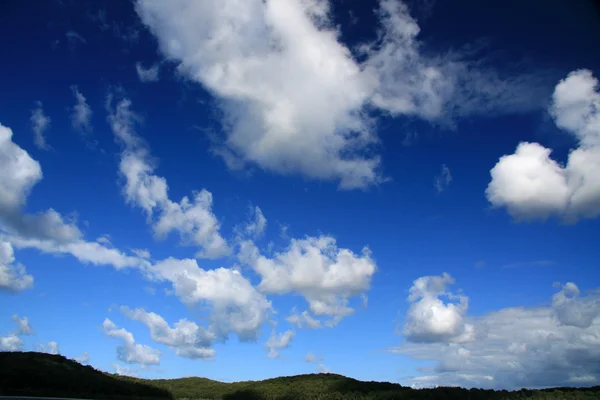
[1,352,600,400]
[0,352,172,400]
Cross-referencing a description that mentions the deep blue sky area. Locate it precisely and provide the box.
[1,0,599,390]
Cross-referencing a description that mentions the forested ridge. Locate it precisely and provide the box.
[1,352,599,400]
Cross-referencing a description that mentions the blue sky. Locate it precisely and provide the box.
[1,0,600,390]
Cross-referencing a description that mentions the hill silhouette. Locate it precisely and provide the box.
[1,352,600,400]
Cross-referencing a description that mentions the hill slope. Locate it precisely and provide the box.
[1,352,600,400]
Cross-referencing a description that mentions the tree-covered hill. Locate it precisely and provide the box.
[1,352,600,400]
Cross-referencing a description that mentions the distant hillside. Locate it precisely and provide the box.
[0,352,172,400]
[2,352,600,400]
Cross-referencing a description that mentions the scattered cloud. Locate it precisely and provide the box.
[434,164,452,193]
[135,62,160,82]
[402,273,474,343]
[120,306,216,360]
[392,279,600,389]
[103,318,161,366]
[486,69,600,222]
[304,352,323,363]
[0,334,23,351]
[148,258,272,342]
[135,0,551,189]
[474,260,486,269]
[265,329,295,359]
[317,364,330,373]
[39,341,59,355]
[30,101,51,150]
[70,86,93,136]
[286,309,322,329]
[239,235,375,325]
[0,241,33,292]
[244,206,267,239]
[113,363,139,377]
[74,352,90,364]
[106,96,230,259]
[11,315,33,335]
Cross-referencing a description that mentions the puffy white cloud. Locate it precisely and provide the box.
[12,315,33,335]
[434,164,452,193]
[552,282,600,329]
[135,0,381,189]
[239,236,375,324]
[70,86,93,135]
[402,273,474,343]
[0,123,82,243]
[135,0,549,189]
[0,241,33,292]
[74,352,90,364]
[392,279,600,389]
[265,329,294,358]
[0,334,23,351]
[39,341,59,355]
[103,318,161,366]
[149,258,272,342]
[120,306,216,360]
[487,69,600,222]
[0,314,33,351]
[30,101,51,150]
[106,97,230,259]
[304,352,323,363]
[135,62,160,82]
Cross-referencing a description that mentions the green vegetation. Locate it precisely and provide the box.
[1,352,600,400]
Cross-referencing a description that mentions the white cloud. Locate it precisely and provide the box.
[486,69,600,222]
[135,0,381,189]
[392,279,600,389]
[39,341,59,355]
[0,123,82,243]
[265,329,294,358]
[552,282,600,329]
[0,334,23,351]
[74,352,90,364]
[135,62,160,82]
[244,206,267,239]
[149,258,272,342]
[103,318,161,366]
[304,352,323,363]
[402,273,474,343]
[70,86,93,135]
[286,309,322,329]
[135,0,549,189]
[434,164,452,193]
[30,101,51,150]
[239,235,375,325]
[0,241,33,292]
[66,31,86,46]
[106,97,230,259]
[113,363,138,377]
[120,306,216,360]
[12,315,33,335]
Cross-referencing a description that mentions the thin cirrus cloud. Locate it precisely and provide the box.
[392,275,600,389]
[134,0,549,190]
[487,69,600,222]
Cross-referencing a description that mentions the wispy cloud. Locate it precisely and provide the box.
[30,101,51,150]
[434,164,452,193]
